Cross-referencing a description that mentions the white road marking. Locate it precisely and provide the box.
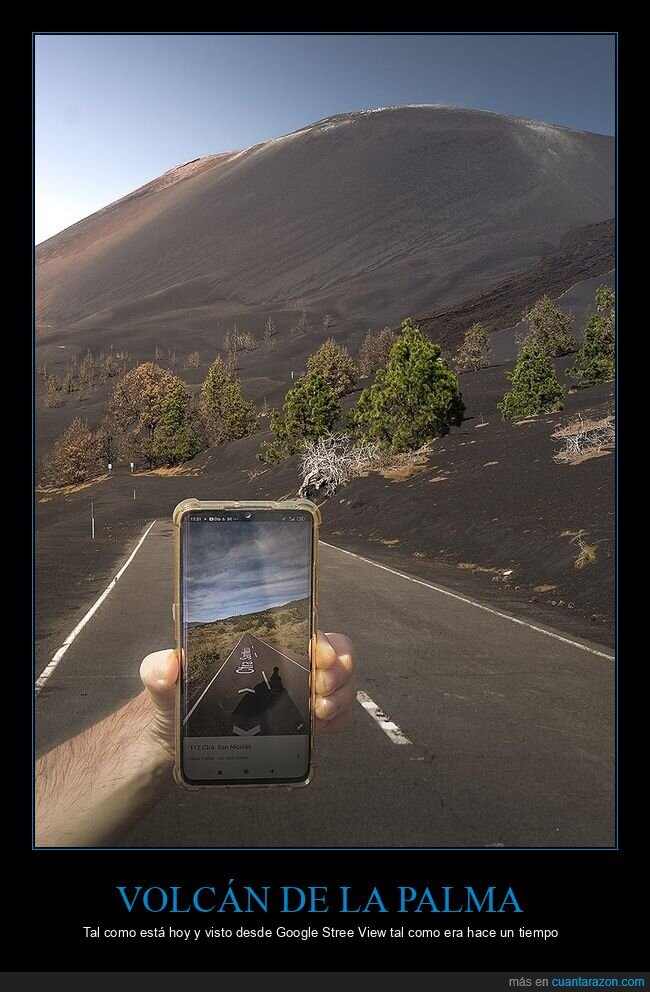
[233,724,261,736]
[250,633,310,672]
[35,520,157,695]
[321,542,614,661]
[357,689,412,745]
[183,635,244,725]
[262,670,271,690]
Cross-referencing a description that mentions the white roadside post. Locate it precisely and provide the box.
[91,500,95,540]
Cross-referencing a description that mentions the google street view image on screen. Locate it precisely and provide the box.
[181,510,312,783]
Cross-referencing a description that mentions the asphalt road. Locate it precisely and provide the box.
[35,520,615,847]
[185,632,309,737]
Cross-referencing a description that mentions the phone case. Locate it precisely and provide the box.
[172,498,321,790]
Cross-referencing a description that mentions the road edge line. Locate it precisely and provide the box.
[321,541,614,661]
[35,520,157,694]
[357,689,412,745]
[250,632,310,672]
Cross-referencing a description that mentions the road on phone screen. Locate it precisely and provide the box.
[35,520,615,848]
[185,632,308,737]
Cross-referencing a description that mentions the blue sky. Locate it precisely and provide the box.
[35,33,615,243]
[185,520,311,623]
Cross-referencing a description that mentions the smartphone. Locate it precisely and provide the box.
[173,499,320,788]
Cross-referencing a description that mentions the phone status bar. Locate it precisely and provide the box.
[188,514,307,522]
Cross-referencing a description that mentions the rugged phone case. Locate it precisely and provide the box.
[172,498,321,790]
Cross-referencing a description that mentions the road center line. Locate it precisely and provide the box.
[357,689,412,745]
[321,542,614,661]
[35,520,157,695]
[183,635,244,725]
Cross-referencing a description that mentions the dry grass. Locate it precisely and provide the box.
[376,446,432,482]
[534,584,558,594]
[381,538,400,546]
[456,561,515,582]
[245,466,269,481]
[483,461,499,467]
[562,529,598,569]
[552,414,613,439]
[138,463,203,477]
[35,473,109,497]
[457,561,512,578]
[428,475,448,484]
[564,449,612,465]
[575,539,598,569]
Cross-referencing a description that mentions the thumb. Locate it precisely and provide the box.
[140,649,179,714]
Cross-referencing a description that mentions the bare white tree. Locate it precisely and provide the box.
[263,317,277,353]
[299,433,381,497]
[290,310,310,339]
[553,416,615,464]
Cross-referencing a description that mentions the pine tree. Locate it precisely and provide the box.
[498,344,565,420]
[41,418,101,487]
[259,373,340,463]
[522,296,577,357]
[349,318,465,452]
[106,362,202,468]
[455,322,491,372]
[200,356,257,445]
[306,338,357,396]
[567,285,615,387]
[151,380,203,465]
[595,285,615,313]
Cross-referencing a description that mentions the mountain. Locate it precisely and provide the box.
[35,106,614,334]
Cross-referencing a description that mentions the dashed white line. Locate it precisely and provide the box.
[321,542,614,661]
[183,635,244,725]
[35,520,157,695]
[262,670,271,690]
[357,689,412,745]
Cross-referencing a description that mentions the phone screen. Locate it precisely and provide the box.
[179,508,314,784]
